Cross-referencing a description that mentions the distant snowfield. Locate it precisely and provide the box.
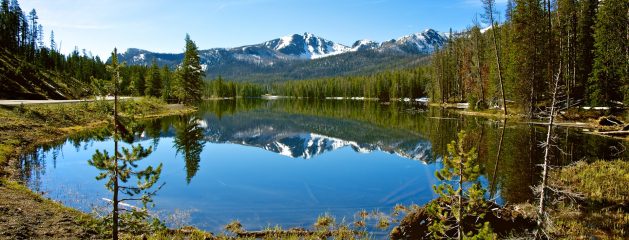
[267,29,447,60]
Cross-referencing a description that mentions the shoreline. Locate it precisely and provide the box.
[0,98,626,239]
[430,103,629,141]
[0,99,197,239]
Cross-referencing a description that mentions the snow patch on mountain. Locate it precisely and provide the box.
[264,32,351,60]
[351,39,380,51]
[117,28,447,75]
[277,35,295,50]
[394,29,447,53]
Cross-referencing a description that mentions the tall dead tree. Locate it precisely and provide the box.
[482,0,507,115]
[537,59,562,237]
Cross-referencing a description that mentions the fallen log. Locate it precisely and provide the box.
[596,131,629,136]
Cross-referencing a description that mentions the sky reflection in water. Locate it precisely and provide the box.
[22,100,627,233]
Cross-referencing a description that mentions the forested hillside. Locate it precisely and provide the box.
[204,51,429,83]
[268,67,430,101]
[0,49,89,99]
[0,0,108,99]
[0,0,191,101]
[430,0,628,115]
[202,66,431,101]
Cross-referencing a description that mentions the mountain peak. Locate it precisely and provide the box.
[351,39,379,51]
[383,29,446,54]
[116,29,447,80]
[265,32,350,59]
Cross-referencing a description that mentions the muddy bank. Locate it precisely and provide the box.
[0,179,100,239]
[390,198,537,239]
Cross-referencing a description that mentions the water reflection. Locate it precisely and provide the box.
[173,116,207,183]
[19,99,629,233]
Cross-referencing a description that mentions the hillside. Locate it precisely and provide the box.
[0,50,90,100]
[204,50,431,83]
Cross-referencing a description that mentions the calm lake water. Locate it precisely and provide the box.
[20,100,628,234]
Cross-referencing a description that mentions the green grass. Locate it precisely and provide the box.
[549,160,629,239]
[0,98,167,176]
[0,144,12,171]
[551,160,629,204]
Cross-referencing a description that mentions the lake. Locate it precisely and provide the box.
[19,99,628,235]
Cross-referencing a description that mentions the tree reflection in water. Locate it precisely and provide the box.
[173,115,207,184]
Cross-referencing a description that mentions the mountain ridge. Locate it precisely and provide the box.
[117,29,447,82]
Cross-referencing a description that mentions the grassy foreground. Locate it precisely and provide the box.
[548,160,629,239]
[0,98,196,239]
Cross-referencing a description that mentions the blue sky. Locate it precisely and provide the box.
[20,0,507,58]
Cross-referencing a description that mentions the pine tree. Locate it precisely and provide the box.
[506,0,515,21]
[36,24,43,49]
[471,17,487,109]
[512,0,546,116]
[575,0,597,99]
[49,30,55,51]
[213,75,224,97]
[144,59,162,97]
[27,9,37,50]
[160,66,172,100]
[89,48,163,240]
[427,130,491,239]
[174,34,204,104]
[588,0,628,105]
[558,0,578,107]
[482,0,508,115]
[130,71,144,96]
[5,0,22,51]
[0,0,9,49]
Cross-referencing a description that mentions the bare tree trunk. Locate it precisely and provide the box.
[440,53,446,104]
[112,66,120,240]
[488,8,508,115]
[566,14,571,109]
[458,151,464,240]
[539,3,559,225]
[538,60,562,233]
[456,44,464,102]
[490,118,506,198]
[529,73,535,118]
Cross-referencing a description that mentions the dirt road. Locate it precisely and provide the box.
[0,97,136,106]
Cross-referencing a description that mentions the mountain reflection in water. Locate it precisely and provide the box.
[20,99,628,234]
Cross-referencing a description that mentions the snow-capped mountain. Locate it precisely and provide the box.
[380,29,447,54]
[262,32,351,59]
[116,29,447,81]
[263,133,365,159]
[213,130,432,161]
[351,39,379,51]
[199,120,433,161]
